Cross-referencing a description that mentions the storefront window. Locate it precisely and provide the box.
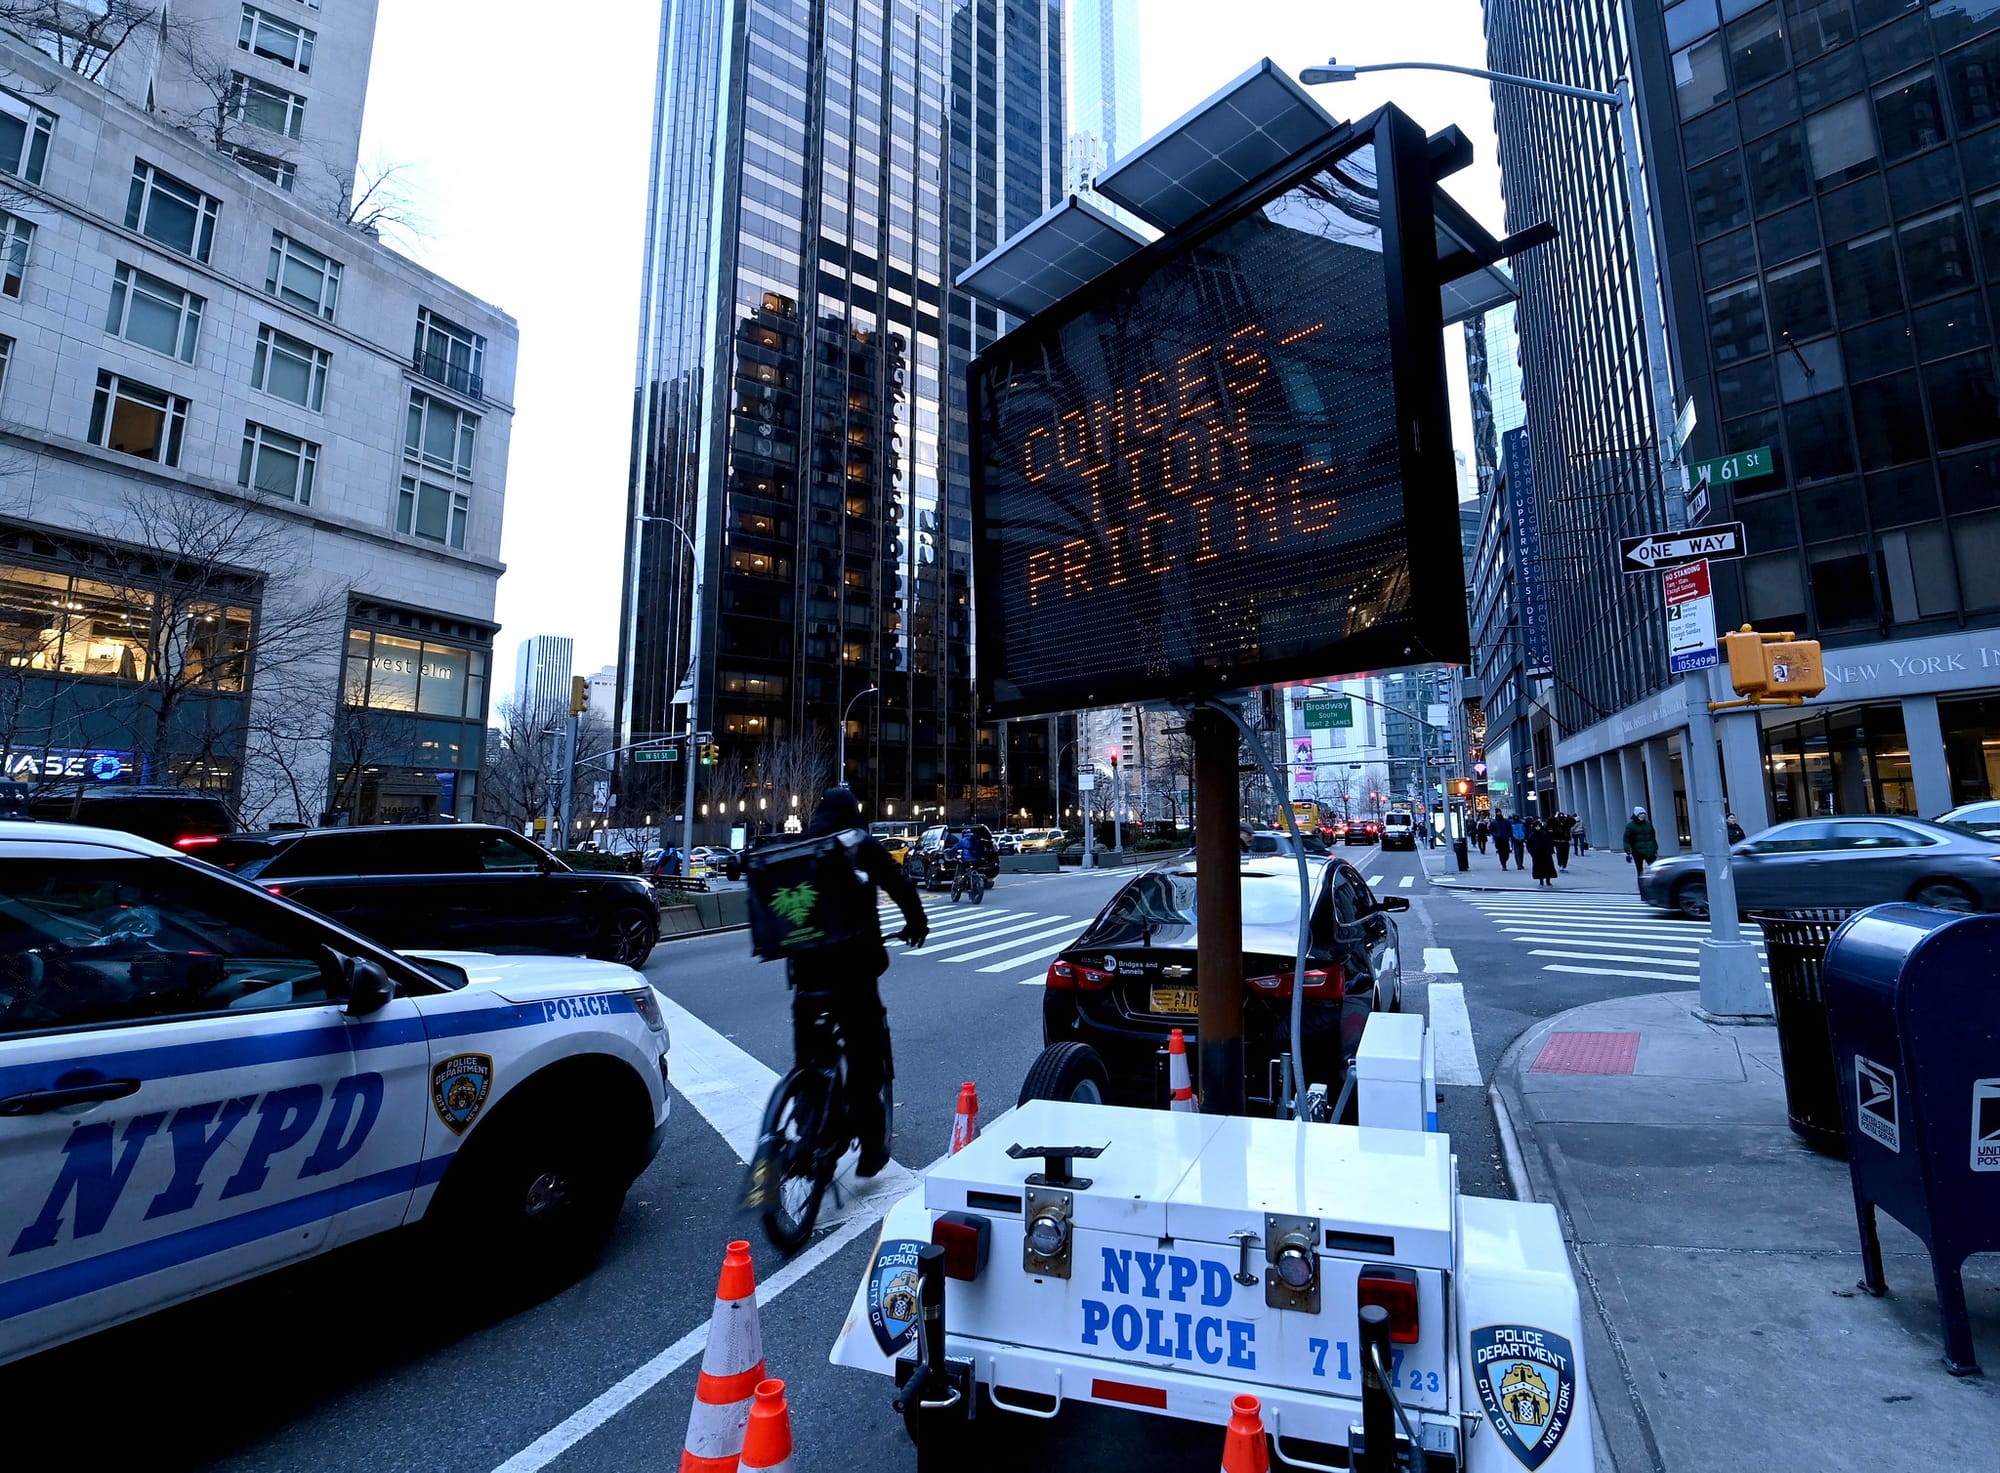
[1764,706,1916,819]
[0,560,251,689]
[1941,694,2000,804]
[343,627,488,722]
[364,633,421,712]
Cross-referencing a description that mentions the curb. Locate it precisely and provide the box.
[1492,1007,1676,1473]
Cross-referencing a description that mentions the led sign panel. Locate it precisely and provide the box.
[972,114,1466,720]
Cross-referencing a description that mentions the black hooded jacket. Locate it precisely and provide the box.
[791,787,927,982]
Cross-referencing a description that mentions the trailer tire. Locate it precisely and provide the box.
[1017,1041,1110,1106]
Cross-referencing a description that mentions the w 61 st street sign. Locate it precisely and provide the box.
[1620,521,1746,572]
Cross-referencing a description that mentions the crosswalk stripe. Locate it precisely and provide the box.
[1422,946,1458,974]
[1492,923,1746,940]
[1530,949,1701,969]
[1543,963,1699,983]
[1016,969,1051,985]
[1398,875,1415,889]
[905,906,1021,933]
[1367,874,1385,886]
[943,921,1085,964]
[1427,981,1482,1085]
[977,937,1078,973]
[1457,889,1774,987]
[1521,937,1698,954]
[907,914,1071,956]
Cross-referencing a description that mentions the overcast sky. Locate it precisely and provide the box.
[358,1,1503,706]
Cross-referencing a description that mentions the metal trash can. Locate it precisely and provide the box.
[1453,837,1469,871]
[1752,908,1859,1157]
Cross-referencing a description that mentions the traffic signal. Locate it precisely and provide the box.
[570,675,589,716]
[1453,779,1471,797]
[1722,625,1826,702]
[700,742,718,765]
[1107,745,1120,771]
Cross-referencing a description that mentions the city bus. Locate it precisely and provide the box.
[1288,800,1324,836]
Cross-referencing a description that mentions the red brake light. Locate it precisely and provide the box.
[263,883,284,896]
[1358,1268,1420,1344]
[175,835,219,848]
[932,1211,991,1280]
[1047,959,1112,992]
[1244,967,1342,997]
[1047,960,1075,990]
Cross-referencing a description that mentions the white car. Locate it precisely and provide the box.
[0,822,671,1367]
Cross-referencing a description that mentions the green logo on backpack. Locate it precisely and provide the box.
[770,880,822,943]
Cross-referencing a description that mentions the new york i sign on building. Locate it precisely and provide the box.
[1664,558,1719,674]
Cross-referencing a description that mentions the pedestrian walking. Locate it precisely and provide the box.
[1552,812,1573,870]
[1490,809,1513,869]
[1526,819,1559,886]
[1622,806,1659,896]
[1473,817,1488,853]
[1574,817,1589,854]
[1726,812,1746,844]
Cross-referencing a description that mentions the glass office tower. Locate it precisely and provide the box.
[1068,0,1140,180]
[619,1,1064,829]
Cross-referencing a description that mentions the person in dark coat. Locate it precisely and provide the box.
[1621,805,1660,898]
[1473,816,1488,853]
[1525,819,1559,885]
[1490,809,1513,869]
[1552,812,1573,870]
[787,785,929,1176]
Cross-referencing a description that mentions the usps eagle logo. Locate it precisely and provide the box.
[1471,1324,1577,1469]
[866,1238,926,1355]
[431,1053,493,1135]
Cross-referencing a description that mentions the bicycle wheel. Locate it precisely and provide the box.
[951,869,964,903]
[752,1068,833,1253]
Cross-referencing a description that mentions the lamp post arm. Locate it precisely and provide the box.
[1328,60,1619,107]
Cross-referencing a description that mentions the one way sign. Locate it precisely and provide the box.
[1620,522,1747,573]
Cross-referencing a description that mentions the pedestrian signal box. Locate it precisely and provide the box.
[1722,625,1826,702]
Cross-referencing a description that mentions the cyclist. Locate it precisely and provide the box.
[952,826,984,901]
[789,784,927,1177]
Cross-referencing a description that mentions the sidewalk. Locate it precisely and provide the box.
[1494,991,2000,1471]
[1417,838,1642,895]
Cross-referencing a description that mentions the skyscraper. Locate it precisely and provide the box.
[1066,0,1139,190]
[619,1,1064,830]
[515,635,576,726]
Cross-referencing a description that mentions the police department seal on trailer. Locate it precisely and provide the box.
[867,1238,926,1354]
[1471,1324,1576,1469]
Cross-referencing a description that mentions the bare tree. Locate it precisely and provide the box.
[324,158,427,246]
[0,1,160,82]
[156,20,287,161]
[752,723,833,828]
[236,662,339,826]
[478,703,615,840]
[697,748,747,839]
[87,491,346,788]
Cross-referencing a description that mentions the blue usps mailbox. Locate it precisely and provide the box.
[1822,904,2000,1374]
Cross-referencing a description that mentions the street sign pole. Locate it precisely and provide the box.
[1190,706,1245,1116]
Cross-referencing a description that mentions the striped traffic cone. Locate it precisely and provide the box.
[1168,1028,1196,1112]
[950,1080,979,1153]
[739,1379,796,1472]
[1220,1392,1270,1473]
[680,1240,765,1473]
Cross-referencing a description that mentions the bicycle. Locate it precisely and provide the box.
[950,859,985,904]
[747,944,906,1252]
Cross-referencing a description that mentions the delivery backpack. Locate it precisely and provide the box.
[744,828,873,960]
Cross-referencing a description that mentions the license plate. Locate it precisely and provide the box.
[1149,986,1198,1016]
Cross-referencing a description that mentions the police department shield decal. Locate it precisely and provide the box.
[1472,1324,1576,1470]
[432,1053,493,1135]
[866,1238,926,1355]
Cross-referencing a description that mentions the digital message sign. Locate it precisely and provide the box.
[971,116,1466,720]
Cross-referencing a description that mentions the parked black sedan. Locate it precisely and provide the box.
[1022,855,1406,1115]
[197,824,662,966]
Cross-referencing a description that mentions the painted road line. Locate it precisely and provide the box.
[942,920,1087,964]
[885,910,1026,944]
[1398,875,1415,889]
[1530,949,1702,969]
[1422,946,1458,974]
[1368,874,1385,887]
[978,937,1079,973]
[490,1155,945,1473]
[1427,981,1482,1085]
[1016,968,1052,985]
[911,914,1072,956]
[882,902,1018,925]
[1520,938,1701,955]
[1542,963,1714,983]
[652,995,774,1165]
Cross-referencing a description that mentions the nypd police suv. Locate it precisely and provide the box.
[0,822,671,1366]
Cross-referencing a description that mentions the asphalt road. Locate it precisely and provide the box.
[2,846,1742,1471]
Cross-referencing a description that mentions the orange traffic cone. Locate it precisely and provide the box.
[950,1080,979,1153]
[680,1240,765,1473]
[1168,1028,1196,1112]
[739,1379,796,1473]
[1221,1392,1270,1473]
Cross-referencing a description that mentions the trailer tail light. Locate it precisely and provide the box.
[1244,966,1343,997]
[932,1211,991,1281]
[174,835,219,848]
[1358,1267,1420,1344]
[1046,960,1112,992]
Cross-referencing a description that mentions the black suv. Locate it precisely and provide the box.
[199,824,661,967]
[1023,855,1406,1115]
[908,823,1000,889]
[29,785,239,847]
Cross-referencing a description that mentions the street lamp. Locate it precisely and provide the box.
[1303,56,1766,1017]
[838,684,882,786]
[628,512,701,866]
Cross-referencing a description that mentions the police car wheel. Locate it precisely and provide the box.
[593,905,659,967]
[431,1112,629,1287]
[1017,1041,1109,1107]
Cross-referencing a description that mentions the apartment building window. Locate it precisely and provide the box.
[239,422,317,504]
[397,475,468,549]
[266,232,340,319]
[88,371,188,466]
[227,73,306,140]
[223,144,296,192]
[106,264,205,363]
[0,211,31,298]
[252,324,328,410]
[405,390,476,476]
[412,308,485,398]
[239,6,315,71]
[0,90,53,185]
[0,335,12,399]
[125,162,220,262]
